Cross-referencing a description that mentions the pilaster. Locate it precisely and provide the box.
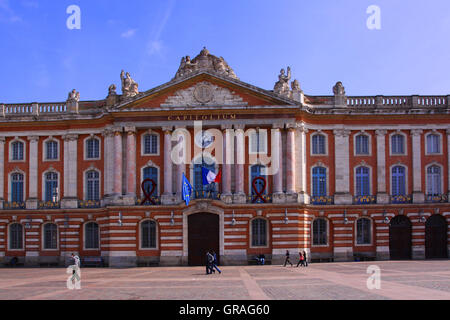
[333,129,352,204]
[411,129,424,203]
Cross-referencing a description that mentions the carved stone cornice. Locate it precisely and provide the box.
[125,126,136,135]
[272,123,284,130]
[62,134,78,142]
[27,136,39,142]
[410,129,423,136]
[0,136,5,143]
[375,129,388,137]
[221,124,233,131]
[446,128,450,136]
[296,123,309,134]
[234,124,245,131]
[102,128,115,138]
[333,129,351,138]
[162,126,173,135]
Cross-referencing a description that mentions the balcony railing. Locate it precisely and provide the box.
[353,195,376,205]
[38,201,61,209]
[193,190,221,200]
[136,196,161,206]
[390,195,412,204]
[310,196,334,205]
[78,200,101,208]
[4,202,26,210]
[425,194,448,203]
[247,194,273,204]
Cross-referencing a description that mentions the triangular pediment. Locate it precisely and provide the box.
[113,72,298,111]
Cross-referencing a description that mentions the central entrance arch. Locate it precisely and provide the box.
[389,215,412,260]
[425,214,448,259]
[188,213,220,266]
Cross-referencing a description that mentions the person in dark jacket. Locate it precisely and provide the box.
[211,251,221,274]
[283,250,293,267]
[206,251,214,274]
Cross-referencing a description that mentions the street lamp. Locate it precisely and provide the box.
[343,209,348,224]
[231,210,236,226]
[284,208,289,224]
[419,209,426,223]
[383,210,389,224]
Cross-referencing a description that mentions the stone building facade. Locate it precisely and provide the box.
[0,48,449,267]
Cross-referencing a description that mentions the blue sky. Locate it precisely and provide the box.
[0,0,449,103]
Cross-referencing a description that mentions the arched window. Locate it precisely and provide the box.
[251,165,267,202]
[141,220,157,249]
[251,218,267,247]
[46,140,58,160]
[312,218,327,245]
[43,223,58,250]
[312,134,326,155]
[86,138,100,159]
[391,134,405,154]
[427,134,440,154]
[45,172,58,202]
[356,218,371,245]
[143,134,158,155]
[392,166,406,196]
[427,165,441,196]
[355,135,369,155]
[142,167,158,198]
[12,141,24,161]
[355,166,370,196]
[9,223,23,250]
[85,222,99,249]
[312,167,327,197]
[11,173,24,202]
[86,170,100,201]
[193,159,216,193]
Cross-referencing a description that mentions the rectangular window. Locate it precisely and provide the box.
[250,131,267,153]
[144,135,158,154]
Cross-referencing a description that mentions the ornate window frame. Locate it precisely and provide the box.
[43,137,60,162]
[138,219,159,250]
[83,221,100,251]
[83,135,101,161]
[247,128,268,155]
[353,163,373,196]
[8,169,26,203]
[425,130,443,155]
[41,168,60,202]
[389,131,408,156]
[353,131,372,156]
[311,217,329,247]
[425,162,444,195]
[310,131,328,156]
[9,137,26,162]
[389,163,409,196]
[83,167,102,201]
[310,163,329,197]
[141,130,160,157]
[8,222,25,251]
[41,222,59,251]
[140,161,161,198]
[354,217,373,246]
[249,217,270,248]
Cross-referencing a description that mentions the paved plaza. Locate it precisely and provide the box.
[0,261,449,300]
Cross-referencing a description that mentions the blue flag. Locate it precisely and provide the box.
[182,173,193,206]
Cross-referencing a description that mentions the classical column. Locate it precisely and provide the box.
[113,128,123,198]
[333,129,352,204]
[296,124,309,204]
[102,128,115,200]
[26,136,39,209]
[411,129,424,203]
[221,125,233,204]
[233,124,246,204]
[272,123,286,203]
[61,134,78,209]
[447,129,450,202]
[175,126,186,202]
[376,130,389,204]
[0,137,5,209]
[124,126,137,204]
[285,124,297,202]
[161,126,176,205]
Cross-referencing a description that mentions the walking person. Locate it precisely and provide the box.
[296,252,305,267]
[211,250,221,274]
[283,250,293,267]
[205,251,213,275]
[303,250,308,267]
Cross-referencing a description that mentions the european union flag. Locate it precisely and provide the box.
[182,173,193,206]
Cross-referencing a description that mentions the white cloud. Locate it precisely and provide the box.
[121,28,137,38]
[0,0,22,23]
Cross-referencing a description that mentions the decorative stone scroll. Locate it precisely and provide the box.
[161,81,247,107]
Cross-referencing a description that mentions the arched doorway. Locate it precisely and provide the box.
[425,214,448,259]
[389,215,412,260]
[188,213,220,266]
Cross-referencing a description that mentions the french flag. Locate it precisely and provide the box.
[201,167,222,185]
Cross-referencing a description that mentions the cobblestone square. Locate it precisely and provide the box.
[0,260,449,300]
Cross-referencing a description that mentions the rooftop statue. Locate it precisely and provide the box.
[274,67,291,96]
[120,70,139,98]
[172,48,239,81]
[333,81,346,96]
[67,89,80,102]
